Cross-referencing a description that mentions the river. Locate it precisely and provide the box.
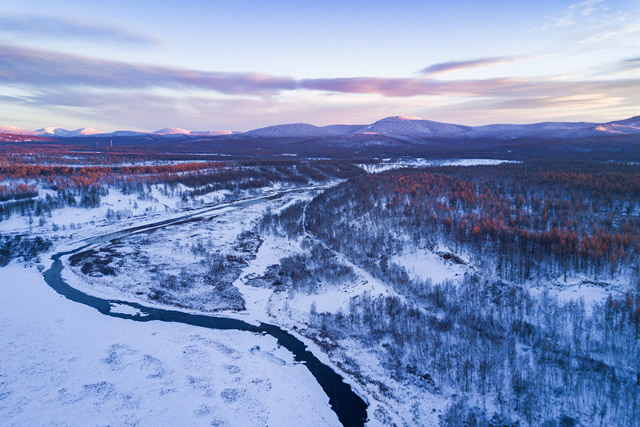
[41,186,369,427]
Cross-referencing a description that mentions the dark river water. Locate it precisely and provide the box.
[41,187,369,427]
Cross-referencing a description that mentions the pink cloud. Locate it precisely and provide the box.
[0,44,296,95]
[420,56,524,75]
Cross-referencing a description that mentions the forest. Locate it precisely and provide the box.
[307,161,640,283]
[291,160,640,425]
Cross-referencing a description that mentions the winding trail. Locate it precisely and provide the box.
[41,185,368,427]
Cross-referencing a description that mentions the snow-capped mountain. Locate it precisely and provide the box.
[153,128,235,136]
[191,130,234,136]
[35,127,103,137]
[95,130,148,137]
[0,125,34,135]
[355,116,472,137]
[246,123,337,138]
[153,128,192,135]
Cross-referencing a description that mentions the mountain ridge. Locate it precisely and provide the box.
[2,115,639,140]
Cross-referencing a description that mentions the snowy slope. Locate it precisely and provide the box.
[95,130,149,137]
[246,123,337,138]
[321,124,364,134]
[191,130,234,136]
[356,116,472,137]
[0,125,34,135]
[35,127,103,137]
[153,127,192,135]
[592,117,640,135]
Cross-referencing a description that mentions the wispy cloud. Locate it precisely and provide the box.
[541,0,605,29]
[0,44,297,95]
[0,95,27,103]
[579,21,640,45]
[537,0,640,49]
[300,75,640,99]
[621,57,640,67]
[420,56,524,76]
[1,43,639,130]
[3,43,640,101]
[597,56,640,76]
[0,14,162,46]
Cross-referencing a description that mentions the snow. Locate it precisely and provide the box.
[391,248,468,285]
[527,271,633,314]
[0,184,230,235]
[594,123,640,135]
[5,115,640,141]
[359,158,520,173]
[151,128,233,136]
[0,263,341,426]
[0,125,33,135]
[35,127,103,137]
[355,116,471,137]
[326,338,450,426]
[440,159,520,166]
[153,128,192,135]
[109,303,146,316]
[552,285,609,310]
[190,130,234,136]
[247,123,337,138]
[233,233,304,319]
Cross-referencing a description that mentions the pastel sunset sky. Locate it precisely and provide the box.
[1,0,639,131]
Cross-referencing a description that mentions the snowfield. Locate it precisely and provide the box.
[390,248,469,285]
[358,158,520,173]
[0,263,341,427]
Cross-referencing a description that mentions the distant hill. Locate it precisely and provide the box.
[2,115,639,145]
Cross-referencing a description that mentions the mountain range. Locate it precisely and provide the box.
[2,115,639,142]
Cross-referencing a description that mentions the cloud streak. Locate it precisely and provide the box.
[541,0,605,29]
[420,56,523,75]
[620,57,640,69]
[300,76,640,99]
[0,44,297,95]
[0,14,162,46]
[1,43,639,119]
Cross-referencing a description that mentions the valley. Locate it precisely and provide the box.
[1,142,638,425]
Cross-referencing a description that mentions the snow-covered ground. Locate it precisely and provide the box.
[0,263,341,427]
[358,158,520,173]
[391,248,469,285]
[3,160,632,426]
[61,191,320,314]
[0,184,229,235]
[528,271,633,314]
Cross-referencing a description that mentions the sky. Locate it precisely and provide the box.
[1,0,639,131]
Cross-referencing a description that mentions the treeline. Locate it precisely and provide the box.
[0,183,38,202]
[0,162,227,188]
[0,187,103,221]
[307,162,640,282]
[0,159,364,223]
[0,234,52,265]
